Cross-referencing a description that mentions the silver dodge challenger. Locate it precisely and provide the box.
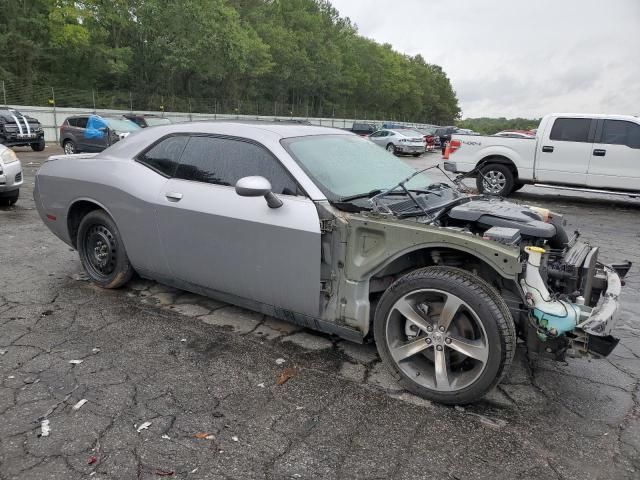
[35,122,629,404]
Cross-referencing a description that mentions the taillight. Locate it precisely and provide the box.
[450,139,461,153]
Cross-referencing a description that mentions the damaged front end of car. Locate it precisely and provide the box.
[520,235,630,360]
[433,196,631,360]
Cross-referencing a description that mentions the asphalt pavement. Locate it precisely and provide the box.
[1,145,639,479]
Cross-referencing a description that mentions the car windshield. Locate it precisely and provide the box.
[105,118,141,132]
[282,134,434,199]
[145,117,172,126]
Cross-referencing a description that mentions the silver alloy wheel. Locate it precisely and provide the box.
[481,170,506,194]
[385,289,489,392]
[64,141,75,154]
[386,144,395,153]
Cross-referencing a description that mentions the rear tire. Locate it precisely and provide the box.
[31,138,45,152]
[386,143,396,155]
[63,140,77,155]
[476,164,515,196]
[374,266,515,404]
[77,210,134,289]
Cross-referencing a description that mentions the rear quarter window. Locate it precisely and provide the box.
[137,135,189,177]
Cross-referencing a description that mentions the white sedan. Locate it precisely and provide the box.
[369,129,426,156]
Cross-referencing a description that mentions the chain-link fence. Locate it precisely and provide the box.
[1,80,437,142]
[1,80,431,124]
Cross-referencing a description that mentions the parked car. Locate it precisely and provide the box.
[418,126,439,151]
[369,128,426,156]
[0,143,23,206]
[0,107,45,151]
[444,113,640,196]
[381,122,408,129]
[35,122,629,404]
[123,114,172,128]
[60,114,141,154]
[349,122,378,136]
[494,130,535,138]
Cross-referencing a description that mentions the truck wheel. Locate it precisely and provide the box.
[374,266,515,405]
[476,164,514,196]
[63,140,76,155]
[77,210,134,289]
[386,143,396,154]
[31,138,45,152]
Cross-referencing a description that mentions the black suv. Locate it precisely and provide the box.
[59,114,141,154]
[0,107,45,151]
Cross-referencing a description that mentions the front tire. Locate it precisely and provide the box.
[63,140,77,155]
[77,210,134,289]
[374,266,515,404]
[31,138,45,152]
[476,164,515,196]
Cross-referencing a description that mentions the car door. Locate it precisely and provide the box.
[369,130,386,147]
[587,119,640,190]
[84,116,110,152]
[534,117,595,185]
[155,134,322,316]
[74,117,90,151]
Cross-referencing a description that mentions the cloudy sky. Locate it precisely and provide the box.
[330,0,640,119]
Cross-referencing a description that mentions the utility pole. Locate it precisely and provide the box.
[129,91,133,113]
[1,81,6,107]
[92,89,96,113]
[51,87,58,143]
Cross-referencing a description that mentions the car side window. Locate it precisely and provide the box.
[601,120,640,149]
[175,136,300,195]
[76,117,88,129]
[549,118,591,142]
[138,135,188,177]
[66,118,77,127]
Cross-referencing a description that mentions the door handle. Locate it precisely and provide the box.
[542,146,554,153]
[593,149,606,157]
[165,192,183,202]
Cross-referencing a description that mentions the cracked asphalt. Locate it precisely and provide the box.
[1,146,639,479]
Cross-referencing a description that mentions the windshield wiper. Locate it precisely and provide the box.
[339,189,383,202]
[369,165,444,217]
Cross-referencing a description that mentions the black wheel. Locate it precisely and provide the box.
[0,190,19,207]
[374,266,515,405]
[31,138,45,152]
[386,143,396,155]
[77,210,134,288]
[476,164,515,196]
[63,140,76,155]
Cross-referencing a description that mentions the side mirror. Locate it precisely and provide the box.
[235,176,283,209]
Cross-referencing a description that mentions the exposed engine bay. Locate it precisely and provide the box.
[366,189,631,360]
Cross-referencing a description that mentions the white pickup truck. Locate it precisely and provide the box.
[443,113,640,197]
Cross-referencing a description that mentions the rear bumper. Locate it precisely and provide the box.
[396,145,425,153]
[0,160,23,194]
